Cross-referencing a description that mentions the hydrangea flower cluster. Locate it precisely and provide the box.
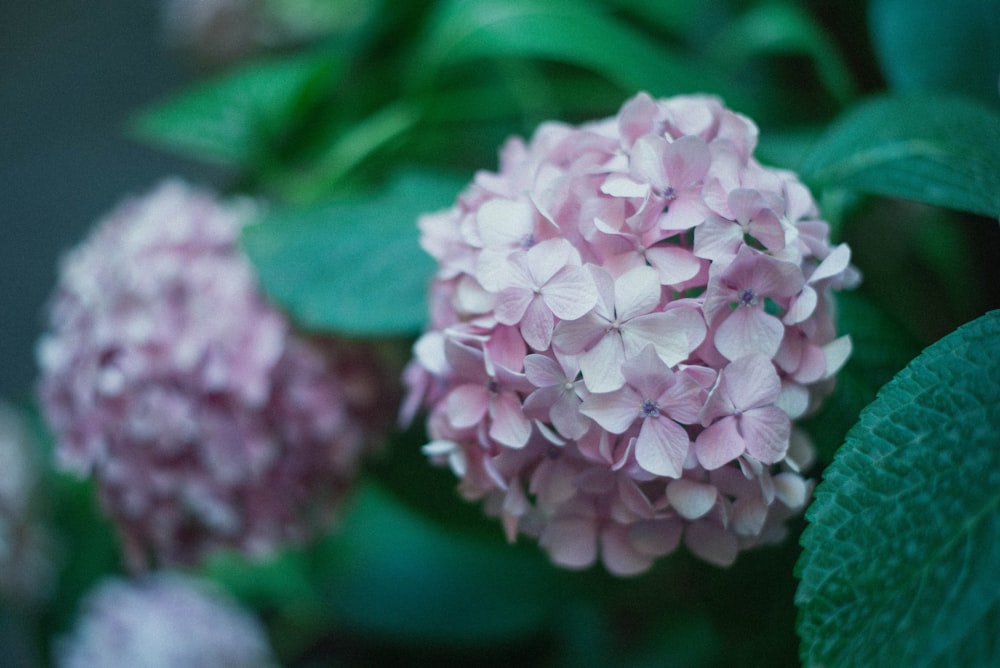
[38,180,388,569]
[405,93,857,574]
[56,573,277,668]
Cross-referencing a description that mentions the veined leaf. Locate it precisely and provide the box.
[800,94,1000,218]
[869,0,1000,103]
[132,51,341,168]
[797,310,1000,666]
[242,171,466,336]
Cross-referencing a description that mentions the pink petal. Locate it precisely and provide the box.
[659,194,709,231]
[617,91,658,146]
[621,344,674,399]
[519,297,555,351]
[579,386,640,434]
[540,516,598,569]
[663,135,711,188]
[634,417,688,478]
[777,381,810,419]
[666,478,718,520]
[784,285,818,324]
[477,197,535,248]
[529,457,578,505]
[551,312,606,355]
[747,253,804,298]
[719,354,782,410]
[522,384,562,417]
[684,521,739,567]
[578,333,627,393]
[488,391,532,448]
[622,313,692,367]
[774,472,809,508]
[485,325,528,373]
[542,265,598,321]
[740,406,791,464]
[526,238,576,286]
[629,518,683,557]
[550,391,589,440]
[732,496,768,536]
[493,288,534,326]
[523,353,564,387]
[630,135,669,186]
[601,524,654,576]
[727,188,769,219]
[810,243,852,283]
[747,210,786,251]
[645,246,702,285]
[445,384,490,429]
[657,374,706,425]
[796,342,829,383]
[714,306,785,361]
[613,265,661,321]
[601,175,650,199]
[822,335,853,379]
[692,216,743,260]
[694,416,745,469]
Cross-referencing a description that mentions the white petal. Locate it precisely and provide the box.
[666,479,718,520]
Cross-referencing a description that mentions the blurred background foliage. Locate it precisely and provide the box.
[3,0,1000,666]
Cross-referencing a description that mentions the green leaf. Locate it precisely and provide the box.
[131,51,341,168]
[409,0,745,109]
[315,481,570,645]
[800,94,1000,218]
[242,171,466,336]
[796,310,1000,667]
[709,2,857,105]
[869,0,1000,104]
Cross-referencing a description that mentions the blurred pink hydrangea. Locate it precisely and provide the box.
[162,0,375,67]
[56,573,277,668]
[404,92,858,575]
[38,180,389,570]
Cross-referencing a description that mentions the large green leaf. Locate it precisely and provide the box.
[314,481,570,645]
[409,0,747,111]
[796,310,1000,667]
[869,0,1000,103]
[242,171,466,336]
[709,2,856,105]
[799,95,1000,218]
[132,51,341,168]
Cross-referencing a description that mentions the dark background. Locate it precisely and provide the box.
[1,1,222,405]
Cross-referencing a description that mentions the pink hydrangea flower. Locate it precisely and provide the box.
[405,93,857,575]
[37,180,389,570]
[56,573,277,667]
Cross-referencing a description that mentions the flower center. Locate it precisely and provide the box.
[486,379,500,394]
[640,399,661,418]
[738,288,758,307]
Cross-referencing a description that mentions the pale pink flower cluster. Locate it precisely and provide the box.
[38,180,386,569]
[56,573,277,668]
[405,93,856,574]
